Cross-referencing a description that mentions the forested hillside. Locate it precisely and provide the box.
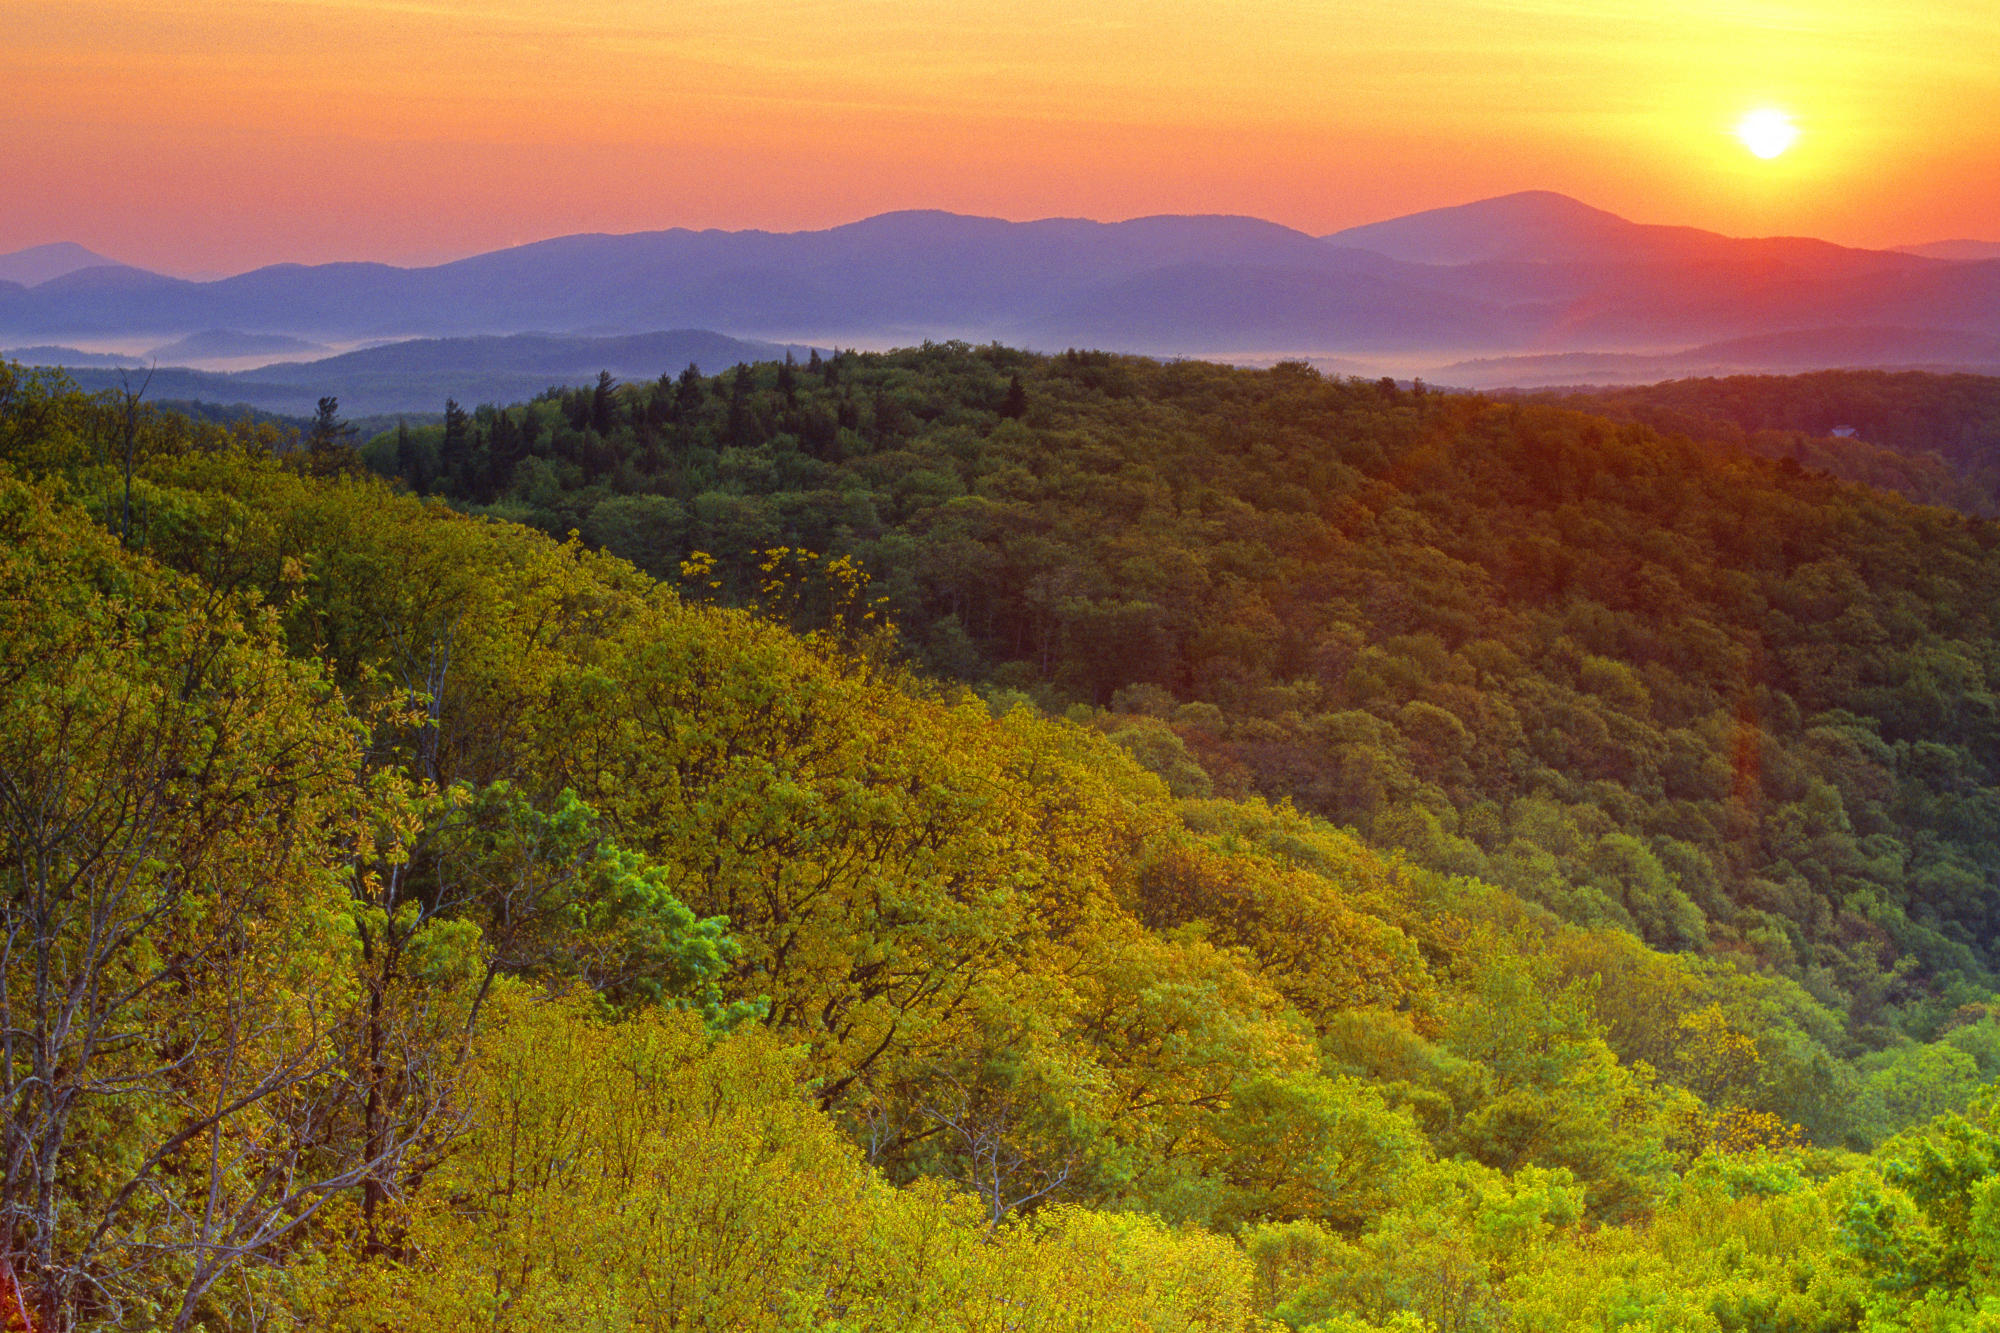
[7,358,2000,1331]
[1560,370,2000,515]
[361,349,2000,1055]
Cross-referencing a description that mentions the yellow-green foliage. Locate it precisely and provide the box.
[0,470,361,1328]
[312,992,1269,1333]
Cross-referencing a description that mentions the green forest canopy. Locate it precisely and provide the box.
[363,350,2000,1049]
[5,355,2000,1331]
[1550,370,2000,515]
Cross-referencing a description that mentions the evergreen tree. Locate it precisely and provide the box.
[778,352,798,408]
[726,365,756,447]
[305,396,358,477]
[649,372,677,428]
[590,371,617,435]
[1001,375,1028,420]
[487,410,524,500]
[675,363,705,420]
[440,398,471,487]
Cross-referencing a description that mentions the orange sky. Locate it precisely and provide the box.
[5,0,1998,275]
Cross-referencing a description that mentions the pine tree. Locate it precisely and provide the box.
[649,372,677,427]
[726,365,756,447]
[1000,375,1028,420]
[487,410,524,500]
[305,396,358,476]
[590,371,617,435]
[675,363,705,420]
[778,353,798,407]
[440,398,471,487]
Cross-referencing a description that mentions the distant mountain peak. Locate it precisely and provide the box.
[1322,191,1669,265]
[0,242,128,288]
[1444,189,1628,220]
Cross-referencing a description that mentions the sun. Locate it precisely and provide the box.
[1736,108,1799,159]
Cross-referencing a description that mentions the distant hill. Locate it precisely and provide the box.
[1897,239,2000,262]
[0,243,125,287]
[51,329,800,416]
[147,329,329,362]
[261,329,802,380]
[1323,190,1707,265]
[1323,191,1919,277]
[0,343,146,369]
[148,399,312,430]
[5,197,1998,374]
[1434,326,2000,389]
[1563,368,2000,511]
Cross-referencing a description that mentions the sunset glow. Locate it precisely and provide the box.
[4,1,1999,272]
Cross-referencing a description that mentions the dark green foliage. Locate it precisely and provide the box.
[439,396,471,489]
[1558,370,2000,514]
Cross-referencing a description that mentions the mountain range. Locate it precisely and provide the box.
[6,192,2000,397]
